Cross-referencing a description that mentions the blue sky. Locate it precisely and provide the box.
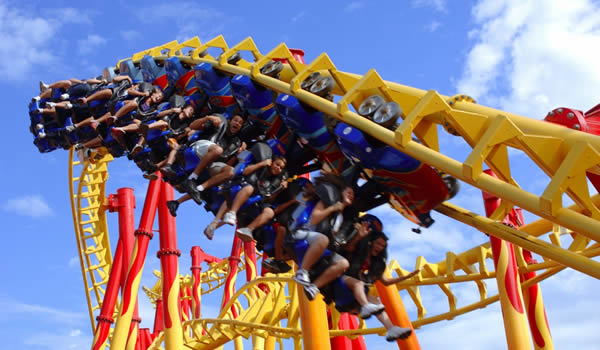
[1,0,600,349]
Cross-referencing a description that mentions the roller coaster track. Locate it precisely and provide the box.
[141,227,599,350]
[118,34,600,279]
[65,35,600,348]
[68,148,114,332]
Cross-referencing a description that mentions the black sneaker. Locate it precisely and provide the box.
[182,179,203,205]
[166,200,179,217]
[277,260,292,273]
[160,164,177,178]
[262,258,280,273]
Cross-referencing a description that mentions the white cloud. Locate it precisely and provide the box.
[291,11,307,23]
[412,0,448,13]
[46,7,93,25]
[120,29,141,41]
[77,34,107,55]
[3,195,52,217]
[136,3,236,43]
[0,4,95,80]
[345,2,365,12]
[0,4,57,80]
[24,329,91,350]
[68,256,79,268]
[425,20,442,32]
[0,298,85,324]
[457,0,600,118]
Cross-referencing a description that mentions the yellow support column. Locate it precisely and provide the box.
[375,269,421,350]
[297,284,331,350]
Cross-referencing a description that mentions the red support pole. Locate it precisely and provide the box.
[482,169,533,350]
[157,181,184,348]
[112,176,162,349]
[91,188,136,350]
[190,248,203,319]
[221,235,244,317]
[243,240,258,283]
[152,298,164,339]
[347,314,367,350]
[329,312,352,349]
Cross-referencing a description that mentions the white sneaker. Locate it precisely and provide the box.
[46,102,56,108]
[39,81,48,92]
[32,96,40,102]
[223,211,236,225]
[385,326,412,342]
[302,283,320,301]
[36,123,44,131]
[60,93,69,100]
[359,303,385,319]
[38,131,46,138]
[235,227,253,242]
[293,269,311,286]
[75,144,89,162]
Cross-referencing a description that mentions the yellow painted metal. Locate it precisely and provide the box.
[68,35,600,349]
[297,283,331,350]
[68,147,114,333]
[375,269,421,350]
[493,239,533,350]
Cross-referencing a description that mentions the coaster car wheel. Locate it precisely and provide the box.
[373,101,401,129]
[309,76,335,97]
[260,60,284,78]
[300,72,322,91]
[358,95,385,118]
[227,52,242,65]
[443,175,460,199]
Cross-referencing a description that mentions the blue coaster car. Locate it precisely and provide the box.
[164,57,199,97]
[119,59,144,84]
[194,62,237,116]
[320,277,363,313]
[275,94,351,175]
[334,122,451,227]
[230,74,290,142]
[140,55,169,91]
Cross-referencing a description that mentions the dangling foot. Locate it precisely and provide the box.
[166,200,179,217]
[203,223,216,240]
[385,326,412,342]
[143,171,158,181]
[130,144,143,156]
[359,303,385,320]
[39,81,49,92]
[235,227,254,242]
[223,211,237,226]
[293,269,311,286]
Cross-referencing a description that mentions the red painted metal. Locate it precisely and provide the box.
[221,234,244,317]
[112,175,162,349]
[544,104,600,192]
[137,328,152,350]
[483,169,527,313]
[152,298,164,339]
[157,181,183,344]
[91,187,135,350]
[347,314,367,350]
[190,246,223,319]
[329,312,352,349]
[273,48,305,64]
[243,240,258,282]
[482,169,554,349]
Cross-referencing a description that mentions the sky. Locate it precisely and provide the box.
[1,0,600,349]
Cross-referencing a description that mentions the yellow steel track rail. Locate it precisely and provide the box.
[69,35,600,347]
[68,148,114,332]
[110,35,600,280]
